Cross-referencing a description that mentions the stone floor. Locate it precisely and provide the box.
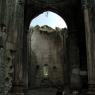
[26,88,57,95]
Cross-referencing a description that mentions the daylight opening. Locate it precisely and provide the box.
[30,11,67,29]
[28,11,68,88]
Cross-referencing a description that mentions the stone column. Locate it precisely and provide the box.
[22,27,29,93]
[22,27,33,94]
[81,0,95,94]
[62,29,70,94]
[66,30,81,94]
[9,0,25,94]
[0,0,13,94]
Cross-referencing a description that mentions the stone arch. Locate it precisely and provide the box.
[22,0,88,93]
[1,0,95,94]
[24,0,82,29]
[27,10,68,88]
[3,0,88,94]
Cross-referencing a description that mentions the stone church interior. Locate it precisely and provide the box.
[0,0,95,95]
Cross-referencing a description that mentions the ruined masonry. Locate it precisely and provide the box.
[0,0,95,95]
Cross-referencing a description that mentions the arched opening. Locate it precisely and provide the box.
[1,0,95,94]
[27,11,68,91]
[29,11,67,29]
[23,1,88,94]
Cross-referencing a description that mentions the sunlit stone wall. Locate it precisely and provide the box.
[28,25,66,88]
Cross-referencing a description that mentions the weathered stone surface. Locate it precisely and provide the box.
[28,25,66,88]
[82,0,95,94]
[0,0,95,95]
[0,24,14,95]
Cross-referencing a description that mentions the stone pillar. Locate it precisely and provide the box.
[0,0,13,94]
[0,24,14,95]
[22,27,29,93]
[62,29,71,95]
[81,0,95,94]
[9,0,25,94]
[64,29,81,95]
[67,30,81,93]
[22,27,33,94]
[0,24,7,95]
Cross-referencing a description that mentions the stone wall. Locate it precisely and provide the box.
[28,25,66,89]
[0,0,24,94]
[0,0,15,94]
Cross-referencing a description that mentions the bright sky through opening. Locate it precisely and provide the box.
[30,11,67,29]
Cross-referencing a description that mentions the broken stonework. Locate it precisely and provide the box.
[28,25,67,88]
[0,24,14,95]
